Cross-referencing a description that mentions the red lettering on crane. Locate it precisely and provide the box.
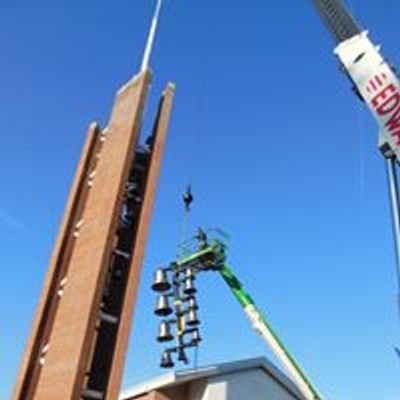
[386,107,400,132]
[367,73,388,93]
[371,84,397,112]
[370,83,400,145]
[376,93,400,116]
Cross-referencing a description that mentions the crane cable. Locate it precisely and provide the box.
[177,0,218,221]
[178,185,200,370]
[175,1,219,371]
[178,185,193,258]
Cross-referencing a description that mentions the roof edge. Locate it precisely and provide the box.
[120,357,305,399]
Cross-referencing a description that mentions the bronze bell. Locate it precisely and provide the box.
[160,350,174,369]
[192,329,202,344]
[177,347,188,364]
[157,321,174,342]
[183,278,197,295]
[188,297,199,310]
[151,268,171,292]
[185,267,195,279]
[155,295,173,317]
[187,309,200,326]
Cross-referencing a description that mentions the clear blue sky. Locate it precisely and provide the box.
[1,1,400,399]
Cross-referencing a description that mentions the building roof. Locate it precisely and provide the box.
[120,357,305,400]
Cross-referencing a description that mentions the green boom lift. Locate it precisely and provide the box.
[151,229,322,400]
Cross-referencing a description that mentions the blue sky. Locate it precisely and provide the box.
[1,1,400,399]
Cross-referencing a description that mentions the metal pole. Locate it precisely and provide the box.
[385,155,400,321]
[141,0,163,72]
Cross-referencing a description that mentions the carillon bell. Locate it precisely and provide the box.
[192,329,202,344]
[157,321,173,342]
[185,267,195,279]
[183,278,197,295]
[188,297,198,310]
[155,295,173,316]
[187,309,200,326]
[160,350,174,369]
[177,347,188,364]
[152,268,171,292]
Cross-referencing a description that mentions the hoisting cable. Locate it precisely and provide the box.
[179,0,218,196]
[183,185,194,213]
[396,346,400,361]
[177,185,193,258]
[178,185,200,370]
[174,0,218,372]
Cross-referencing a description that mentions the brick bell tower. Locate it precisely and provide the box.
[13,1,174,399]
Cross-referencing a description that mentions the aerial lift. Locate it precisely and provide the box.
[151,228,323,400]
[312,0,400,332]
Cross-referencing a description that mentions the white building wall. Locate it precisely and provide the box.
[187,379,208,400]
[186,369,299,400]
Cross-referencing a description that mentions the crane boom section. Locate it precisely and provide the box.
[314,0,400,157]
[335,33,400,157]
[313,0,361,43]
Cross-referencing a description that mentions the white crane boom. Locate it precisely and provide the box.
[315,0,400,157]
[313,0,400,324]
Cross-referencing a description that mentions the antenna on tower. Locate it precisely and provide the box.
[141,0,163,72]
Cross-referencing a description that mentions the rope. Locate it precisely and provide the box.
[177,206,190,259]
[174,1,218,371]
[176,186,193,258]
[183,2,217,185]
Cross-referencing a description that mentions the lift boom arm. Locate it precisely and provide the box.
[166,236,322,400]
[219,264,322,400]
[175,239,322,400]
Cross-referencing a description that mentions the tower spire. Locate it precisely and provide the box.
[141,0,163,72]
